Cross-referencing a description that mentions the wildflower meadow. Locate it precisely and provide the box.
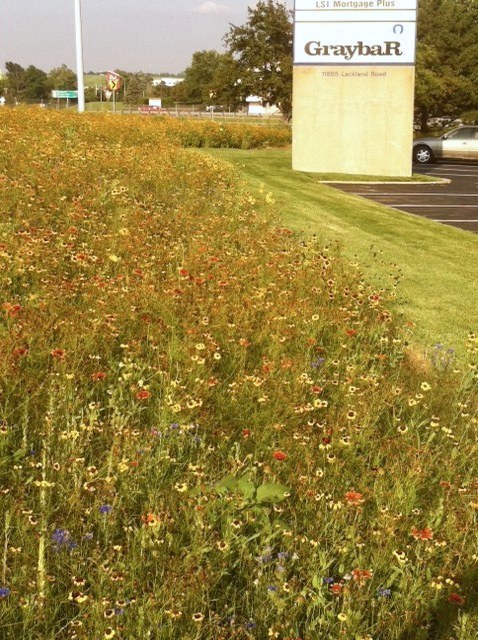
[0,109,477,640]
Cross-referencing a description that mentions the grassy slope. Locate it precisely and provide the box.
[205,148,478,353]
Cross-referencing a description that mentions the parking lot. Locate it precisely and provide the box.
[330,162,478,234]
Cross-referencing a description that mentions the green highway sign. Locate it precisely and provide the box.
[51,90,78,99]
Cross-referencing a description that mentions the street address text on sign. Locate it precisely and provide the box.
[294,0,418,65]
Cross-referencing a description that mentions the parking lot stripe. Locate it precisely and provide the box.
[427,172,478,177]
[356,193,478,197]
[392,204,478,208]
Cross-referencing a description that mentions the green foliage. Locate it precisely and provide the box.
[23,66,48,101]
[47,64,77,91]
[224,0,293,119]
[179,50,233,105]
[212,474,290,505]
[5,61,26,101]
[415,0,478,129]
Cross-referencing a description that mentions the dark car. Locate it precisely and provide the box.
[413,125,478,164]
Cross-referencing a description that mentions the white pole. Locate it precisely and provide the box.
[74,0,85,113]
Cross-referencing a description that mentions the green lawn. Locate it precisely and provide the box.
[205,148,478,354]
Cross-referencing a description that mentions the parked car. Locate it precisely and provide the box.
[413,125,478,164]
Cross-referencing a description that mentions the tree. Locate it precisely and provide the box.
[47,64,77,91]
[5,62,26,102]
[224,0,293,119]
[415,0,478,129]
[23,65,48,101]
[180,50,230,105]
[124,72,154,104]
[209,53,243,110]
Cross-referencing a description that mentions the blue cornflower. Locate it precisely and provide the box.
[311,357,326,369]
[52,528,77,551]
[99,504,113,514]
[0,587,10,598]
[377,587,392,598]
[323,576,334,584]
[267,585,278,592]
[52,529,70,544]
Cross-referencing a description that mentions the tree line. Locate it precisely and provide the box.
[2,0,478,128]
[0,63,180,106]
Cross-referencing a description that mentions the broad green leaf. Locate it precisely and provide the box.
[256,483,289,504]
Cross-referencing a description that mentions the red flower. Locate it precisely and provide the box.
[91,371,107,381]
[242,429,251,438]
[344,490,364,506]
[352,569,373,584]
[3,303,22,317]
[51,348,66,359]
[13,347,28,358]
[411,527,433,541]
[448,593,465,605]
[345,329,357,336]
[135,389,151,400]
[273,451,287,461]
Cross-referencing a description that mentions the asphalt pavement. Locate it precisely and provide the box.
[329,162,478,234]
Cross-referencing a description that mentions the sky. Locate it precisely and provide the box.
[0,0,294,75]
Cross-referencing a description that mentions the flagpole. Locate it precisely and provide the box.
[74,0,85,113]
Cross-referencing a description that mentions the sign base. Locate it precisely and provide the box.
[292,65,415,177]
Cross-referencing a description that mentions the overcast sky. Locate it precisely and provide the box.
[1,0,293,75]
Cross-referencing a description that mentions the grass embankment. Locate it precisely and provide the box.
[0,110,477,640]
[207,148,478,352]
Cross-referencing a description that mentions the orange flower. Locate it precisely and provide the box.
[51,348,66,359]
[344,490,364,506]
[91,371,107,381]
[411,527,434,541]
[3,303,22,317]
[135,389,151,400]
[273,450,287,461]
[352,569,373,584]
[141,513,160,527]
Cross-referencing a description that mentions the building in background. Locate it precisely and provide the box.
[152,77,184,88]
[246,95,280,116]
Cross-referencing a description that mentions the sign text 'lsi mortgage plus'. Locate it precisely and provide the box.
[294,0,417,65]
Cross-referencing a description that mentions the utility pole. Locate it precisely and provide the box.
[75,0,85,112]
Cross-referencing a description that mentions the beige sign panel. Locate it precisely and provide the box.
[292,0,417,177]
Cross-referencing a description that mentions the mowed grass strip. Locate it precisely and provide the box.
[206,148,478,353]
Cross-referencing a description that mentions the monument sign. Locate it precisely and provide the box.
[292,0,418,176]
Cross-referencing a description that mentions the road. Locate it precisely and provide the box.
[329,162,478,234]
